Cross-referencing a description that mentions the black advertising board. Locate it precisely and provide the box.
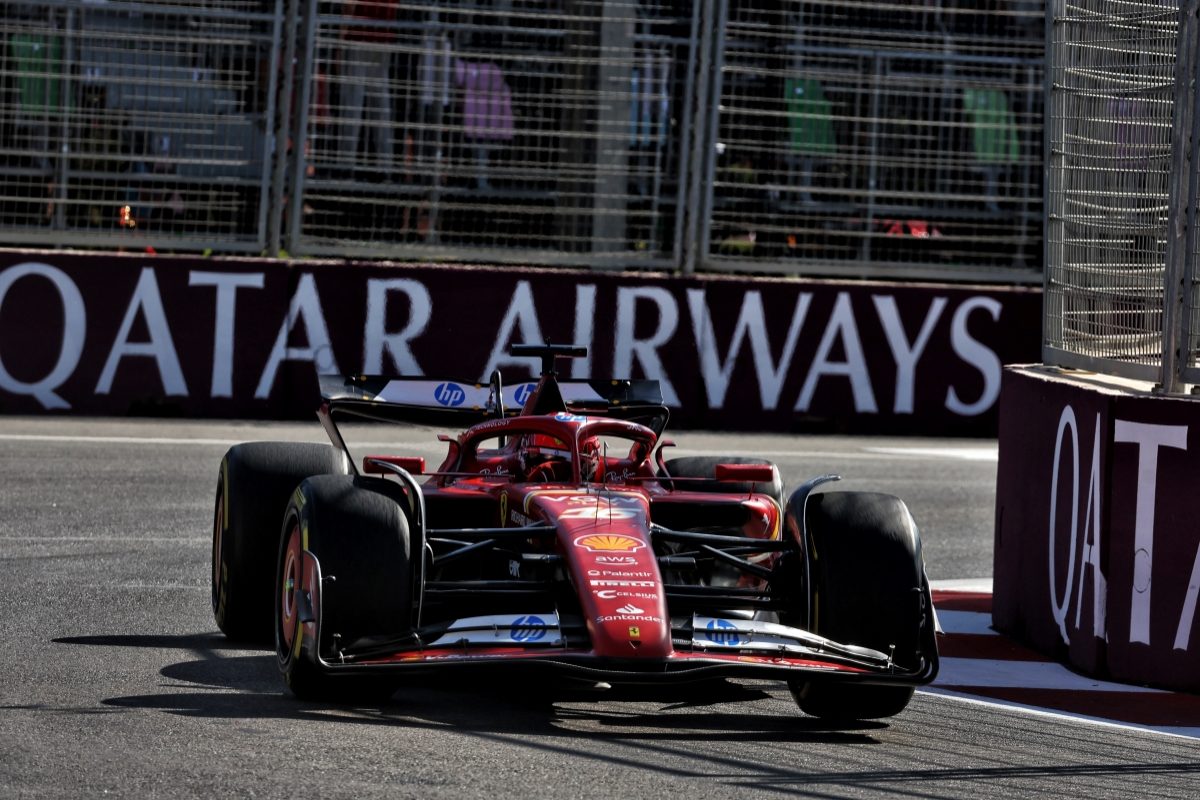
[0,253,1041,432]
[993,367,1112,674]
[994,366,1200,692]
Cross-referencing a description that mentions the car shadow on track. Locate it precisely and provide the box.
[55,631,887,742]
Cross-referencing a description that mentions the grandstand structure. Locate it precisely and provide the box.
[0,0,1043,281]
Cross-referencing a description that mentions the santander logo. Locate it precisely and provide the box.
[615,604,644,615]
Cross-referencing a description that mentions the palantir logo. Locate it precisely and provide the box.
[434,382,466,407]
[511,615,546,643]
[704,618,743,646]
[513,382,536,406]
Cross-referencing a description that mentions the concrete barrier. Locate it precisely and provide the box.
[994,365,1200,691]
[0,251,1040,433]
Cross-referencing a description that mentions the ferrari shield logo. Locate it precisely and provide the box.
[628,626,640,638]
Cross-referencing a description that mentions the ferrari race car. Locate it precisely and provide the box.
[210,344,938,720]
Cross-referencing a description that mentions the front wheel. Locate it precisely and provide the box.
[785,490,934,721]
[277,475,413,702]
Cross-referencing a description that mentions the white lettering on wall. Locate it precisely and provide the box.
[255,273,338,399]
[614,286,679,406]
[1113,419,1188,645]
[945,296,1002,415]
[481,280,546,380]
[1049,405,1081,644]
[96,267,187,396]
[874,295,946,414]
[686,288,811,411]
[795,292,876,413]
[363,277,431,375]
[0,262,86,409]
[1175,541,1200,650]
[1075,412,1106,639]
[189,270,264,397]
[1048,407,1107,644]
[570,284,596,379]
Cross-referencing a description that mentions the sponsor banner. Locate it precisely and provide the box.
[1104,394,1200,688]
[0,253,1040,432]
[993,366,1200,691]
[992,367,1109,674]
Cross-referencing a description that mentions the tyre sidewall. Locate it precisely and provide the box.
[212,442,349,642]
[276,475,413,699]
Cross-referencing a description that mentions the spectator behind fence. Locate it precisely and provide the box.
[338,0,398,177]
[453,58,514,189]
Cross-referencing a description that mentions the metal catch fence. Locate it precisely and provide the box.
[286,0,693,267]
[1042,0,1200,391]
[703,0,1045,280]
[0,0,1046,280]
[1042,0,1177,381]
[0,0,282,253]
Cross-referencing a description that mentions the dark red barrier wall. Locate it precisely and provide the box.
[0,252,1040,432]
[994,366,1200,691]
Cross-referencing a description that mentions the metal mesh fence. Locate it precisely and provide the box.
[287,0,694,266]
[706,0,1045,280]
[1042,0,1176,379]
[0,0,1047,279]
[0,0,282,253]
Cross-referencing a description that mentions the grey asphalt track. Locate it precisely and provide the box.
[1,417,1196,799]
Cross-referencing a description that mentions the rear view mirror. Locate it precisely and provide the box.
[363,455,426,475]
[714,463,774,483]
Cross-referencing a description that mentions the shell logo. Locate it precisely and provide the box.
[574,534,644,553]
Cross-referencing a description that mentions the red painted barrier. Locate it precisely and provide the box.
[0,252,1040,433]
[994,366,1200,692]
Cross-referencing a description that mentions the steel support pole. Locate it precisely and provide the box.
[285,0,320,256]
[267,0,298,256]
[1161,0,1200,393]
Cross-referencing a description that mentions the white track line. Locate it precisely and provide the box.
[922,688,1200,741]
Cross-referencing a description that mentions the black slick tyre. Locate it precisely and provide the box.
[788,490,929,721]
[211,442,349,643]
[276,475,413,702]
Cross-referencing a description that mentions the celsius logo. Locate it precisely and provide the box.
[704,618,743,646]
[513,382,536,405]
[434,382,466,407]
[510,615,546,642]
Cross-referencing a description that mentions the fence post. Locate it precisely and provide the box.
[255,0,285,253]
[267,0,299,257]
[682,0,724,275]
[284,0,319,256]
[1161,0,1200,393]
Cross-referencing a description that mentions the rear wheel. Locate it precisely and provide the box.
[787,490,930,721]
[663,455,784,507]
[212,442,349,643]
[277,475,413,701]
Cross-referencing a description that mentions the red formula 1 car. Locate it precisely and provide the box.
[211,345,938,720]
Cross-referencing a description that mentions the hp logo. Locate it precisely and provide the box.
[704,618,742,647]
[513,382,536,406]
[511,615,547,643]
[434,382,466,407]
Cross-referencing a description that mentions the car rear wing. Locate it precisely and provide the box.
[317,374,668,430]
